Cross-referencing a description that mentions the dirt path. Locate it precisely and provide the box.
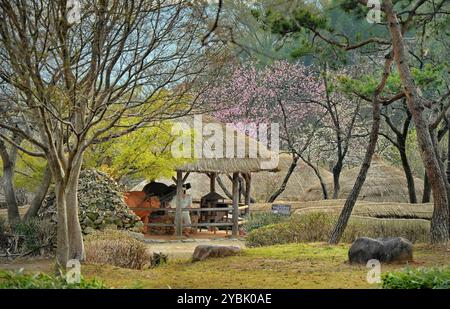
[147,239,246,259]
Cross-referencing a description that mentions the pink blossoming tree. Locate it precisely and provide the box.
[202,61,366,202]
[203,61,327,201]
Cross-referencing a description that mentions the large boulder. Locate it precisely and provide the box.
[192,245,241,262]
[348,237,413,264]
[39,169,143,234]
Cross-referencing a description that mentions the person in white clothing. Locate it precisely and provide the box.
[170,187,192,236]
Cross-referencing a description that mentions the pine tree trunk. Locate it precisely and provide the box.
[385,0,449,243]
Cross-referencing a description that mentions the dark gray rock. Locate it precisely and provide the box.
[348,237,413,264]
[192,245,241,262]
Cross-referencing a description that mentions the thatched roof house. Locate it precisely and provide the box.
[300,156,424,203]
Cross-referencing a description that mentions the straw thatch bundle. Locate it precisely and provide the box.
[132,153,332,202]
[173,115,279,173]
[300,156,424,203]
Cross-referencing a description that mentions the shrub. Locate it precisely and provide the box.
[243,212,290,233]
[0,218,56,256]
[0,216,7,234]
[150,252,168,267]
[246,212,430,247]
[382,266,450,289]
[0,270,106,289]
[84,229,150,269]
[11,219,56,255]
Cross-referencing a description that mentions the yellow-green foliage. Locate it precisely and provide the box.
[84,121,191,181]
[246,212,430,247]
[84,229,150,270]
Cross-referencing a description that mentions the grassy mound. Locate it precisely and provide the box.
[246,212,430,247]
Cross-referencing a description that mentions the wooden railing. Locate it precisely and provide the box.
[131,205,249,230]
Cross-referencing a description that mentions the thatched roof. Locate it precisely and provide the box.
[173,116,279,173]
[132,153,332,202]
[300,156,424,203]
[176,157,274,173]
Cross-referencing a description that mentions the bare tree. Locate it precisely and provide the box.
[0,0,219,269]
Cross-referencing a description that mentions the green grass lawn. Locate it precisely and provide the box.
[80,242,449,289]
[1,242,448,288]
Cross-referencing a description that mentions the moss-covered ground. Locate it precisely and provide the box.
[2,242,447,289]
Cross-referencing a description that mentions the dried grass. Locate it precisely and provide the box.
[300,156,425,203]
[251,200,433,220]
[84,229,150,270]
[246,211,430,247]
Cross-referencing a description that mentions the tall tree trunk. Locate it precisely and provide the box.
[329,93,381,244]
[24,165,52,221]
[422,173,431,203]
[0,140,20,224]
[54,181,69,272]
[332,160,343,199]
[266,155,299,203]
[66,155,85,261]
[398,143,417,203]
[385,0,449,243]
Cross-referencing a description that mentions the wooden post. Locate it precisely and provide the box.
[244,173,251,215]
[175,170,183,237]
[232,172,239,237]
[210,172,216,192]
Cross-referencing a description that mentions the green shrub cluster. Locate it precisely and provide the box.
[246,212,430,247]
[84,229,150,269]
[0,270,106,289]
[243,212,290,233]
[382,266,450,289]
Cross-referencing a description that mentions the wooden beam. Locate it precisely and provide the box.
[244,173,251,215]
[175,171,183,237]
[232,172,239,237]
[182,172,190,183]
[210,172,216,192]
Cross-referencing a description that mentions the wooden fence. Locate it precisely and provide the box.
[131,205,248,235]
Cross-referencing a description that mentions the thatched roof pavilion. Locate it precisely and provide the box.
[162,115,279,237]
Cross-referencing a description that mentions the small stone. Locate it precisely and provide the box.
[84,227,95,235]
